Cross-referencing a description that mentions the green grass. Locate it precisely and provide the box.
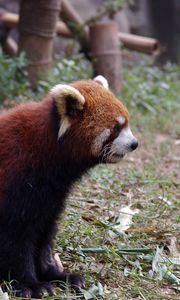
[0,51,29,105]
[1,51,179,299]
[0,50,92,106]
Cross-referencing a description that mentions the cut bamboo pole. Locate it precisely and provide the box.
[60,0,89,51]
[90,22,123,92]
[0,10,19,28]
[0,10,72,38]
[0,10,160,56]
[56,20,72,37]
[118,32,160,55]
[61,0,83,26]
[18,0,61,88]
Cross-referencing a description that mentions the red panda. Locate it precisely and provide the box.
[0,76,138,298]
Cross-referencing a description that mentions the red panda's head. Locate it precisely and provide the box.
[50,76,138,164]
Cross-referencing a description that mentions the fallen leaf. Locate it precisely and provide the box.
[83,282,104,299]
[109,205,139,237]
[54,253,64,272]
[0,288,9,300]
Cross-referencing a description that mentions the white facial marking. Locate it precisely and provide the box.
[58,117,71,139]
[94,75,109,90]
[117,116,125,126]
[106,126,138,163]
[92,128,111,155]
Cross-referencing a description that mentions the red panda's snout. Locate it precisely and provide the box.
[92,124,138,164]
[103,126,138,163]
[87,77,138,164]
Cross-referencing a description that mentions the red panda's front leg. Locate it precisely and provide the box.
[0,224,55,297]
[37,236,85,290]
[0,236,39,297]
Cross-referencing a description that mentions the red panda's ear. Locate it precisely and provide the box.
[94,75,109,90]
[50,84,85,138]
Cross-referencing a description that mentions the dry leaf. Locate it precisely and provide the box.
[109,205,139,237]
[54,253,64,272]
[0,288,9,300]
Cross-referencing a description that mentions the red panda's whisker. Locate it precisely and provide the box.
[102,147,115,162]
[101,144,112,160]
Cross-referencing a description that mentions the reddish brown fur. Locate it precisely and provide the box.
[70,80,129,157]
[0,97,56,205]
[0,81,129,206]
[0,79,131,297]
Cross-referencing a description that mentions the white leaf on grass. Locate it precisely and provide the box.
[109,205,139,238]
[158,195,172,206]
[159,264,180,284]
[168,258,180,265]
[150,246,180,285]
[83,282,104,300]
[0,287,9,300]
[152,246,164,274]
[124,266,131,277]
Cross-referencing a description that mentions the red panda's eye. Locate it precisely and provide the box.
[113,123,121,136]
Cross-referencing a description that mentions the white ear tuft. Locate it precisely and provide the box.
[57,117,71,140]
[94,75,109,90]
[50,84,85,116]
[50,84,85,139]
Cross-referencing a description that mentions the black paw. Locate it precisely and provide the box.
[31,282,56,298]
[12,282,56,299]
[55,272,85,291]
[68,273,86,290]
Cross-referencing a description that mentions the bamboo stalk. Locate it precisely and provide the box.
[118,32,160,55]
[18,0,61,88]
[90,22,123,92]
[0,10,72,38]
[0,10,19,28]
[56,20,72,37]
[60,0,89,50]
[80,247,153,255]
[0,10,160,55]
[61,0,83,26]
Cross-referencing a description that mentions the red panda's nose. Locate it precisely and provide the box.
[130,140,138,151]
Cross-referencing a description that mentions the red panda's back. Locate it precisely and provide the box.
[0,99,54,206]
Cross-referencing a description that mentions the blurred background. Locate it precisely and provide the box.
[0,0,180,91]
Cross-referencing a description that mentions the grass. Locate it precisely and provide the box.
[1,51,179,299]
[52,54,180,300]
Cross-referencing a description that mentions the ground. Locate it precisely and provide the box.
[1,52,179,300]
[56,103,179,300]
[52,57,180,300]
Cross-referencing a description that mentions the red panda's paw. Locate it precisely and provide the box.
[55,272,86,290]
[13,282,55,299]
[31,282,56,298]
[13,285,32,299]
[68,273,86,290]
